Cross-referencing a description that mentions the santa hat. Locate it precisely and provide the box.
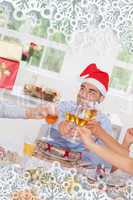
[80,63,109,96]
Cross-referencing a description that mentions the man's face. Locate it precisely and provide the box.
[77,82,104,105]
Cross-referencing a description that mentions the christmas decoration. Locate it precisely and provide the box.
[0,57,19,89]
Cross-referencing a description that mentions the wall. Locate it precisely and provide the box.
[101,91,133,141]
[0,119,43,155]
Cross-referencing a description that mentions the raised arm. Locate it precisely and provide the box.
[88,142,133,175]
[78,127,133,175]
[0,101,51,119]
[86,121,128,156]
[122,128,133,150]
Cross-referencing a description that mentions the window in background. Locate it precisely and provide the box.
[0,34,65,73]
[8,18,24,31]
[29,45,44,67]
[110,66,133,92]
[29,45,65,73]
[0,4,67,74]
[118,48,133,64]
[41,47,65,73]
[32,18,49,39]
[110,47,133,95]
[50,32,66,44]
[3,36,20,44]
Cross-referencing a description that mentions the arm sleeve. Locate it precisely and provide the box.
[0,101,26,119]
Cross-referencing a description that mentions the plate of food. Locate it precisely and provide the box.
[24,84,60,102]
[34,140,81,166]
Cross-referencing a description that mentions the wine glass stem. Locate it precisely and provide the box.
[47,124,51,139]
[72,127,78,141]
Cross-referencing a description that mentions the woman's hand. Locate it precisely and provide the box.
[85,120,103,137]
[78,127,95,148]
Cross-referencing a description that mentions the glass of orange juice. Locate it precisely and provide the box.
[23,136,36,157]
[23,143,36,156]
[43,114,58,141]
[42,103,58,141]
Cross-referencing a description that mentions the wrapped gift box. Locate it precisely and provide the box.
[0,57,20,89]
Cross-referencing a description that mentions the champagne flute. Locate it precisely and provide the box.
[64,111,76,143]
[64,106,88,143]
[65,112,75,123]
[45,114,58,141]
[43,103,58,141]
[72,103,97,142]
[72,107,88,142]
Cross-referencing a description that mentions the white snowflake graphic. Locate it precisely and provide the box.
[0,0,132,51]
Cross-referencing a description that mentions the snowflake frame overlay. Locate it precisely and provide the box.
[1,161,133,200]
[0,0,133,53]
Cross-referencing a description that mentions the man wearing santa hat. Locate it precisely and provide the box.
[48,63,112,168]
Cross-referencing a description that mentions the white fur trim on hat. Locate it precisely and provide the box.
[85,78,107,96]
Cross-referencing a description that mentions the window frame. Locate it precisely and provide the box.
[0,26,67,75]
[0,27,133,98]
[109,59,133,97]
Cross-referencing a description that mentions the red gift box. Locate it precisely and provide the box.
[0,57,20,89]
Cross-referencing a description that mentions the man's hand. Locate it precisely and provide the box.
[58,120,76,138]
[58,119,105,140]
[25,106,48,119]
[123,128,133,149]
[25,103,58,119]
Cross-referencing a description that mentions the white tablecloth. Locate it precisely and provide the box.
[0,118,43,155]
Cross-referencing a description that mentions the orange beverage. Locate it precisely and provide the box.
[23,143,35,156]
[46,114,58,124]
[75,116,88,127]
[65,112,75,122]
